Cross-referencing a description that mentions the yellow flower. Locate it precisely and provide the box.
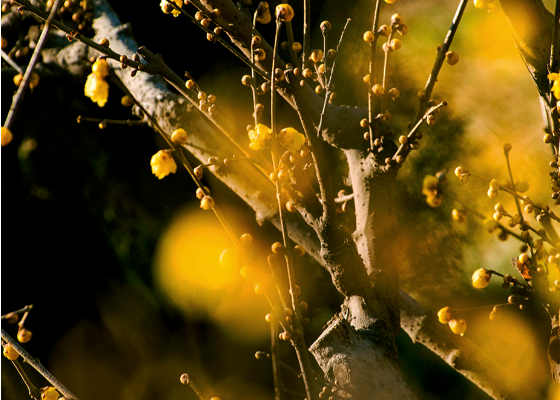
[248,124,272,150]
[448,319,467,336]
[437,306,452,324]
[150,150,177,179]
[471,268,491,288]
[422,174,443,207]
[92,59,110,78]
[1,126,13,146]
[549,73,560,100]
[279,127,306,151]
[84,73,109,107]
[160,0,182,17]
[3,344,19,360]
[41,387,60,400]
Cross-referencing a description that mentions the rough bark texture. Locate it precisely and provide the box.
[18,0,557,398]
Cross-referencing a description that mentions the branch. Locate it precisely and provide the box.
[500,0,554,101]
[33,2,544,398]
[1,329,79,400]
[400,291,545,400]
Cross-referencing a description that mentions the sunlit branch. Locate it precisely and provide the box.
[1,329,79,400]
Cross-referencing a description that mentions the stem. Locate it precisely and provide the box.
[270,312,283,400]
[1,305,33,320]
[251,12,259,127]
[10,357,41,400]
[504,149,524,221]
[1,49,23,74]
[368,0,382,147]
[550,0,560,78]
[412,0,468,125]
[302,0,310,70]
[380,30,394,113]
[77,116,145,126]
[4,0,61,130]
[392,101,447,160]
[1,329,79,399]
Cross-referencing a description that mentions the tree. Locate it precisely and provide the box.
[1,0,559,399]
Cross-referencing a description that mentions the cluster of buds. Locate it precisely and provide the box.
[185,79,216,114]
[549,157,560,200]
[454,166,470,183]
[437,306,467,336]
[421,171,447,208]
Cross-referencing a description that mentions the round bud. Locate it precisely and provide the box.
[200,196,214,210]
[363,31,375,43]
[437,306,452,324]
[310,49,323,63]
[293,245,305,258]
[372,84,384,96]
[391,13,404,26]
[389,38,402,51]
[255,351,269,360]
[3,344,19,360]
[272,242,285,254]
[254,48,266,61]
[378,24,392,36]
[171,128,188,145]
[292,42,302,53]
[276,4,295,21]
[445,51,459,65]
[320,21,332,34]
[186,80,196,89]
[180,374,190,384]
[241,75,253,86]
[388,88,400,99]
[265,313,273,322]
[300,301,308,311]
[448,319,467,336]
[99,38,110,47]
[399,135,408,145]
[17,328,32,343]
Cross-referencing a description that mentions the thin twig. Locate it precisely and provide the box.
[412,0,468,125]
[302,0,310,70]
[368,0,382,148]
[9,357,41,400]
[380,30,394,113]
[4,0,62,130]
[1,329,79,400]
[251,12,260,127]
[392,101,447,160]
[504,149,524,222]
[77,116,145,126]
[1,49,23,74]
[270,312,283,400]
[1,305,33,320]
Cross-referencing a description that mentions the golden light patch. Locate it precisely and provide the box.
[154,206,268,341]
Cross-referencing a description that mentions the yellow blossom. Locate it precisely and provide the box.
[160,0,182,17]
[150,150,177,179]
[471,268,491,288]
[1,126,13,146]
[279,127,306,151]
[248,124,272,150]
[3,344,19,360]
[437,306,452,324]
[449,319,467,336]
[84,73,109,107]
[91,59,110,78]
[473,0,495,11]
[41,387,59,400]
[549,73,560,100]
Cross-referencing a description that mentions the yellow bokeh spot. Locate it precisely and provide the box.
[154,207,268,341]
